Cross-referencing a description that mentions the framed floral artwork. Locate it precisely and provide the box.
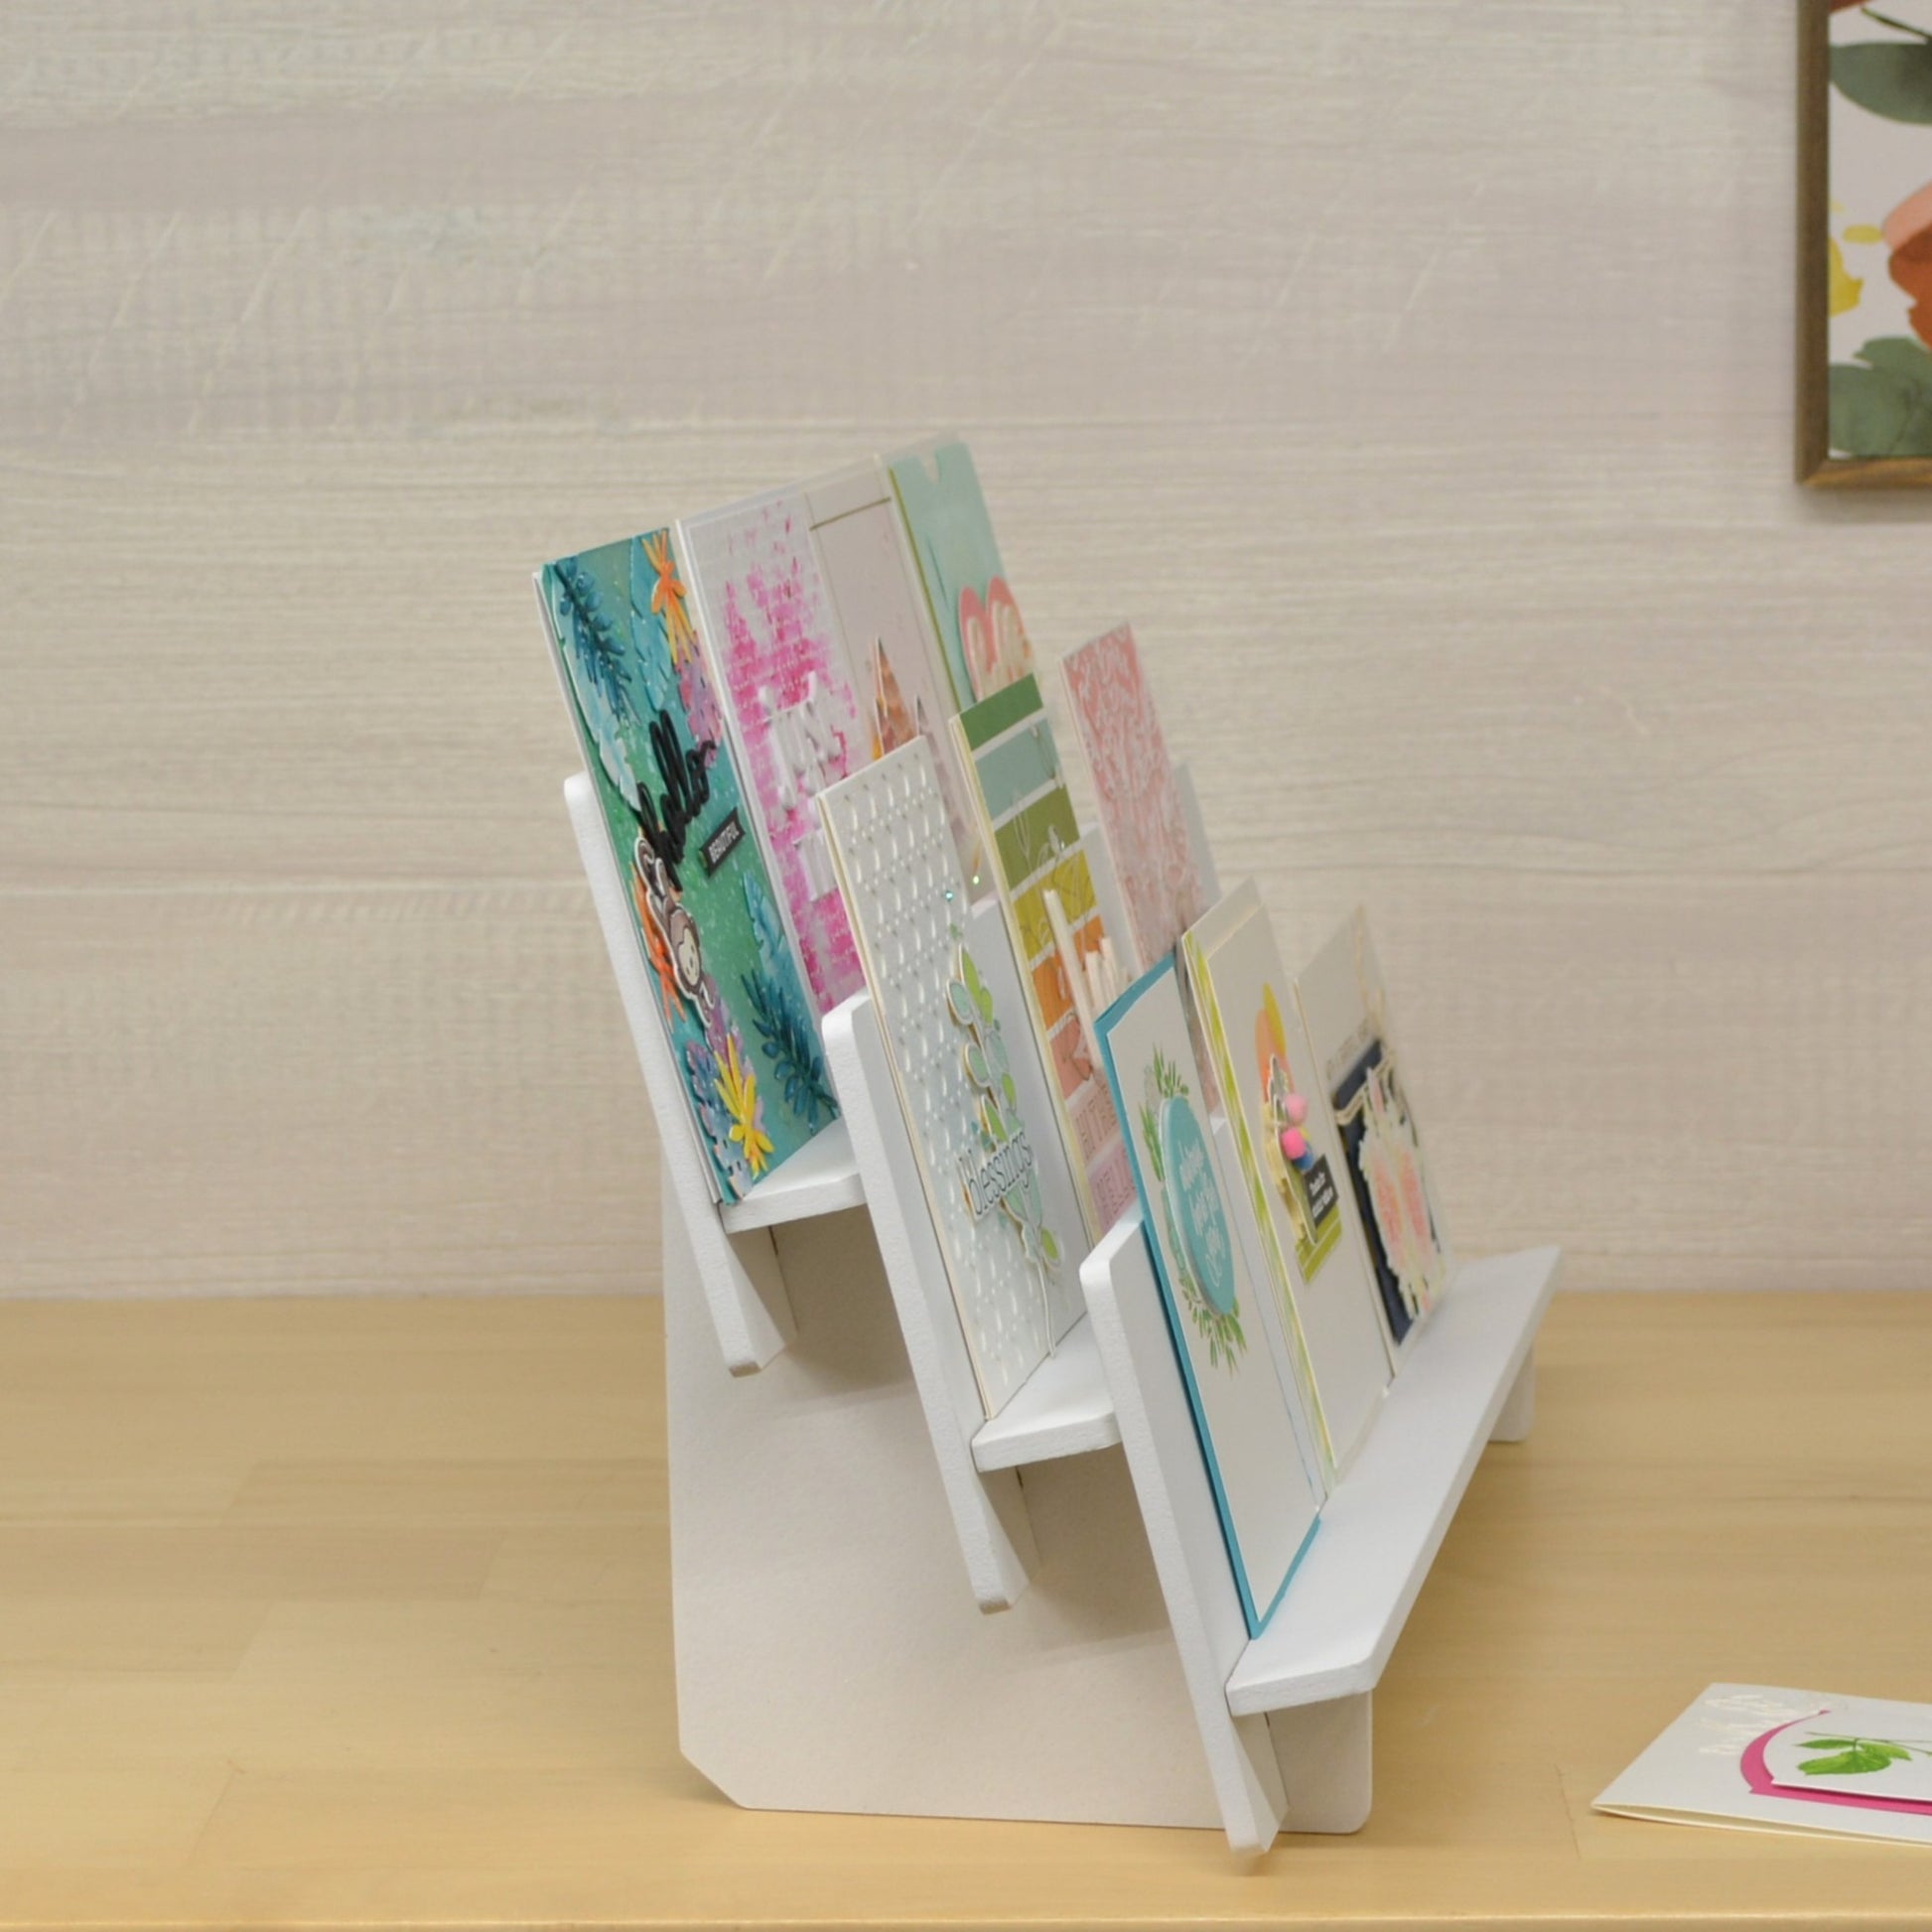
[1802,0,1932,483]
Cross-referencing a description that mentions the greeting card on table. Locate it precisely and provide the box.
[538,529,838,1205]
[953,675,1136,1243]
[1294,911,1449,1356]
[801,461,986,894]
[1060,622,1207,973]
[889,438,1035,709]
[1095,958,1322,1635]
[818,737,1084,1417]
[678,488,867,1016]
[1596,1684,1932,1847]
[1182,885,1391,1479]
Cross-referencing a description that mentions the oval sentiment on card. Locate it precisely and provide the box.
[1160,1096,1237,1315]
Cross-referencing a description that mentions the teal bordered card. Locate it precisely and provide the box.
[1095,956,1322,1636]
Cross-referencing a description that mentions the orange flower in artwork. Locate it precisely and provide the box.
[1884,180,1932,350]
[631,862,684,1022]
[642,531,697,666]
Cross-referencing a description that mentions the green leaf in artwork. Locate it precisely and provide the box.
[1798,1742,1906,1776]
[1832,42,1932,123]
[1829,337,1932,456]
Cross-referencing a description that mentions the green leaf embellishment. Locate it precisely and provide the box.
[944,941,1066,1318]
[1829,337,1932,458]
[1795,1733,1929,1777]
[1832,40,1932,124]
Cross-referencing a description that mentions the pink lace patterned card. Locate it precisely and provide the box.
[679,489,867,1016]
[1060,623,1206,975]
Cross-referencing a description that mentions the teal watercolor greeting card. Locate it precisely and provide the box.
[538,528,838,1204]
[888,438,1035,711]
[1096,957,1323,1635]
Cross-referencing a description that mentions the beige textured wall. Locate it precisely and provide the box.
[4,2,1928,1298]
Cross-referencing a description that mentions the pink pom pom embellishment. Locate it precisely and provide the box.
[1279,1127,1309,1165]
[1284,1092,1309,1126]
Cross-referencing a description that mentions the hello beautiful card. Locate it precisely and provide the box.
[538,528,838,1205]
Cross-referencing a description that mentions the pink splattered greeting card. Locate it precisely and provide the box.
[1060,622,1207,975]
[679,489,868,1015]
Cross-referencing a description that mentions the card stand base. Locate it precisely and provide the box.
[1080,1215,1560,1851]
[662,1173,1227,1834]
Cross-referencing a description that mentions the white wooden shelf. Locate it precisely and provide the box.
[565,754,1559,1856]
[1225,1244,1560,1717]
[969,1314,1119,1472]
[718,1119,865,1233]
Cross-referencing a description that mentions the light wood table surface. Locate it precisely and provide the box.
[2,1288,1929,1930]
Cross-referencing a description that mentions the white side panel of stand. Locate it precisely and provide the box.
[1079,1210,1291,1855]
[565,772,798,1371]
[1081,819,1135,978]
[821,989,1036,1610]
[1173,761,1221,906]
[663,1180,1222,1831]
[1225,1244,1561,1716]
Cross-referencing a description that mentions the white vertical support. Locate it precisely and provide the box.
[1268,1694,1373,1836]
[1490,1353,1536,1443]
[822,986,1038,1611]
[1082,821,1136,978]
[1080,1211,1291,1855]
[1173,760,1221,905]
[565,772,796,1371]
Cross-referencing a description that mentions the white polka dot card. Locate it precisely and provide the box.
[818,737,1085,1419]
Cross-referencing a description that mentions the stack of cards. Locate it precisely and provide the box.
[539,439,1467,1639]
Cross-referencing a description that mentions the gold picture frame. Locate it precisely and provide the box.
[1800,0,1932,484]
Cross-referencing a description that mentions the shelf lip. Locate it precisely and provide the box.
[1223,1245,1562,1719]
[970,1312,1121,1471]
[717,1118,867,1234]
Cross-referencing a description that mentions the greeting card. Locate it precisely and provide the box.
[888,438,1035,709]
[538,529,838,1205]
[1060,622,1207,973]
[953,675,1136,1243]
[818,738,1084,1417]
[1294,912,1449,1355]
[801,461,987,894]
[1095,959,1323,1636]
[1596,1684,1932,1847]
[1183,885,1391,1478]
[679,488,867,1016]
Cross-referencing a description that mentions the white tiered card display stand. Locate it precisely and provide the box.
[565,767,1561,1855]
